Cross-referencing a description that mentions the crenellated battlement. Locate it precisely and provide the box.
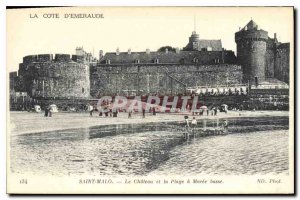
[22,54,86,64]
[235,29,268,43]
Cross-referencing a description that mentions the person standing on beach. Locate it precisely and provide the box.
[223,119,228,133]
[191,117,197,128]
[48,106,52,117]
[89,105,94,117]
[44,107,48,117]
[184,116,190,128]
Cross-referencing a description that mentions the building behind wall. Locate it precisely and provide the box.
[183,31,223,51]
[91,33,242,97]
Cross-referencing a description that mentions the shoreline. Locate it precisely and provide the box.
[9,110,289,136]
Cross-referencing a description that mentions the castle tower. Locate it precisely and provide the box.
[182,31,200,51]
[235,20,268,85]
[188,31,200,50]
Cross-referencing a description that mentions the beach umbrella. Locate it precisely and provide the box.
[221,104,228,109]
[200,105,208,110]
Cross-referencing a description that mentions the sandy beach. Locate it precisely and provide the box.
[9,110,289,135]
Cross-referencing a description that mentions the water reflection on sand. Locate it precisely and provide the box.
[11,116,289,176]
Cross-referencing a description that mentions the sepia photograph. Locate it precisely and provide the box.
[6,6,294,194]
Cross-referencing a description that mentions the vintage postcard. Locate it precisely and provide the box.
[7,7,294,194]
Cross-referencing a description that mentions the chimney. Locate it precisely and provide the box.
[175,48,180,54]
[116,48,120,56]
[165,48,168,54]
[99,50,103,60]
[146,48,150,54]
[274,33,277,39]
[128,48,131,54]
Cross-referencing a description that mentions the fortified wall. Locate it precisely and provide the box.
[274,43,290,83]
[266,37,290,83]
[90,64,242,97]
[9,21,290,111]
[18,54,90,99]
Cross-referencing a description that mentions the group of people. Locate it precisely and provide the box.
[90,108,119,118]
[201,90,247,97]
[192,107,220,116]
[184,116,229,132]
[90,107,153,119]
[184,116,198,128]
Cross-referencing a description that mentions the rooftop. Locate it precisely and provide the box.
[99,49,236,65]
[198,40,222,51]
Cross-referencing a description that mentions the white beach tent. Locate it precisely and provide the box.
[34,105,41,112]
[221,104,228,112]
[49,104,58,113]
[199,105,208,111]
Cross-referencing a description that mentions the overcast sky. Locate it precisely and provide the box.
[7,7,293,72]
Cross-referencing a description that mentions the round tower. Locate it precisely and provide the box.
[235,20,268,85]
[189,31,200,50]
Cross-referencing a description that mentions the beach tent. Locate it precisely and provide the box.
[220,104,228,112]
[207,88,212,93]
[34,105,41,112]
[88,105,94,111]
[187,88,196,94]
[200,105,208,110]
[201,89,207,94]
[241,87,247,94]
[49,104,58,113]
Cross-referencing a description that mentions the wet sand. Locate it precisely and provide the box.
[10,116,289,176]
[9,110,289,135]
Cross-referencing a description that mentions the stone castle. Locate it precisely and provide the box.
[235,20,290,84]
[9,20,290,109]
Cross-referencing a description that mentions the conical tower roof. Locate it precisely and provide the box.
[242,20,259,31]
